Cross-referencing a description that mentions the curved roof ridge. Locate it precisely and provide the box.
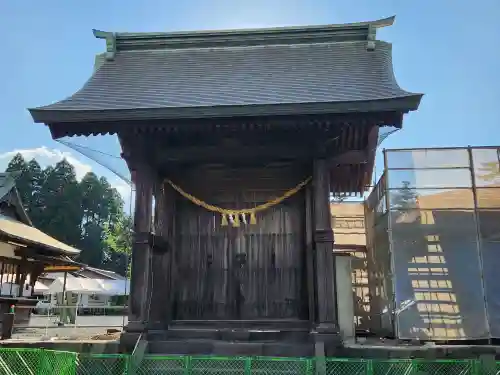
[99,16,394,39]
[93,16,395,53]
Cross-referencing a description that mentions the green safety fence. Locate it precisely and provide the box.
[0,348,496,375]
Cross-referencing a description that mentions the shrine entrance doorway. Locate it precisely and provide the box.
[171,165,309,321]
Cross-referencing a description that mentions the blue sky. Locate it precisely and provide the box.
[0,0,499,202]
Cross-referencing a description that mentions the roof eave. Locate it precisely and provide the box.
[29,95,423,127]
[11,187,33,226]
[0,232,80,256]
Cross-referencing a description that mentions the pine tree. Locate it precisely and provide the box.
[38,159,83,247]
[391,181,418,211]
[25,159,43,225]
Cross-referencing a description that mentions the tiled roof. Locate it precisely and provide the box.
[0,173,16,200]
[29,17,422,123]
[0,214,81,255]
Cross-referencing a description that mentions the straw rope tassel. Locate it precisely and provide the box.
[233,214,240,227]
[221,214,228,226]
[250,212,257,225]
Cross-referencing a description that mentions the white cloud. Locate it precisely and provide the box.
[0,146,92,181]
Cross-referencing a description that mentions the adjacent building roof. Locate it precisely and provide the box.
[0,174,32,225]
[29,16,422,124]
[0,214,80,255]
[74,266,127,280]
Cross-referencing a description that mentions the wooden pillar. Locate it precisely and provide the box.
[312,159,338,332]
[18,258,28,297]
[305,184,316,324]
[148,180,175,330]
[127,165,154,332]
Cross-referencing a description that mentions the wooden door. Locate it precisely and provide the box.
[172,166,308,321]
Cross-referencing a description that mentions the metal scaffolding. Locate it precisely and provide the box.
[366,146,500,341]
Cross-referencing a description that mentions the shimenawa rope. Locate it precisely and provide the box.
[166,176,312,226]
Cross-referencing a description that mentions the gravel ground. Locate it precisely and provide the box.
[11,315,128,340]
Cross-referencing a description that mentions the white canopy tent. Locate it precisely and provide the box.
[44,276,130,296]
[34,281,49,294]
[98,279,130,296]
[45,277,102,295]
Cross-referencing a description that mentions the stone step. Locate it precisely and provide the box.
[147,338,314,357]
[170,319,310,330]
[148,328,312,342]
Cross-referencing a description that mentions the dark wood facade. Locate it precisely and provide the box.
[29,17,422,355]
[115,119,399,354]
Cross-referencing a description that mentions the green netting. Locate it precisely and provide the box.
[372,359,475,375]
[75,354,128,375]
[0,348,495,375]
[325,358,367,375]
[251,357,312,375]
[372,359,413,375]
[39,350,77,375]
[190,356,247,375]
[0,348,40,375]
[137,355,185,375]
[0,348,76,375]
[413,360,474,375]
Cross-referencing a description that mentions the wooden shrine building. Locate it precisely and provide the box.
[0,173,82,325]
[29,16,422,356]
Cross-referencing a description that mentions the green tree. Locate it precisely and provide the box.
[80,221,105,266]
[81,172,104,224]
[101,177,124,226]
[103,215,133,276]
[391,181,418,211]
[78,172,126,268]
[25,159,44,225]
[4,154,130,273]
[37,159,83,247]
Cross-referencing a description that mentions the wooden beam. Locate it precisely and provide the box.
[48,111,402,139]
[43,265,81,272]
[12,249,83,266]
[363,124,380,188]
[156,144,314,163]
[328,150,368,165]
[333,244,367,251]
[153,144,370,166]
